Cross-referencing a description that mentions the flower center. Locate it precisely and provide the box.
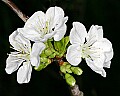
[81,44,101,61]
[35,16,50,37]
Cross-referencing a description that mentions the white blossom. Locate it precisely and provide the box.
[5,30,45,83]
[66,22,113,77]
[18,6,68,42]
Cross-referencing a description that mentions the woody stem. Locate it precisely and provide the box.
[1,0,28,22]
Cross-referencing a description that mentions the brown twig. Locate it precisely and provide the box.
[2,0,28,22]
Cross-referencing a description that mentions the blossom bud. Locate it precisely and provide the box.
[65,73,76,87]
[71,67,83,75]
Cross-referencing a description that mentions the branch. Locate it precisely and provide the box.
[2,0,28,22]
[70,84,84,96]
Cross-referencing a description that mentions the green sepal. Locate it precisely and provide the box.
[40,57,48,62]
[34,58,51,71]
[71,67,83,75]
[60,65,66,73]
[60,62,72,74]
[54,36,70,57]
[48,53,56,58]
[40,50,47,58]
[65,73,76,87]
[45,48,53,56]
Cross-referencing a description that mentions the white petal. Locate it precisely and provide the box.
[5,53,24,74]
[46,6,64,22]
[89,53,105,68]
[95,25,103,40]
[104,48,113,63]
[46,7,64,28]
[92,38,113,52]
[66,44,82,66]
[17,62,32,84]
[86,58,106,77]
[42,31,56,42]
[30,42,46,67]
[103,61,111,68]
[9,30,21,51]
[54,24,67,41]
[70,22,87,45]
[9,30,31,53]
[18,28,41,42]
[46,6,68,37]
[24,11,45,28]
[15,32,31,53]
[86,25,103,46]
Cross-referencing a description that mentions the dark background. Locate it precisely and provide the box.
[0,0,120,96]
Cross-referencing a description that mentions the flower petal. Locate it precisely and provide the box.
[89,53,105,68]
[86,58,106,77]
[9,30,21,51]
[92,38,113,52]
[18,28,41,42]
[30,42,46,67]
[103,61,111,68]
[17,61,32,84]
[24,11,45,28]
[70,22,87,45]
[66,44,82,66]
[95,25,103,40]
[104,48,113,62]
[9,30,31,53]
[46,6,64,17]
[86,25,103,46]
[5,53,24,74]
[46,7,64,26]
[54,24,67,41]
[46,6,68,41]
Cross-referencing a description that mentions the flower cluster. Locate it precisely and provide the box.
[5,6,113,84]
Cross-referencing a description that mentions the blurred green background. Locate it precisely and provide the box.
[0,0,120,96]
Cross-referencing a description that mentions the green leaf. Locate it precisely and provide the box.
[65,73,76,86]
[71,67,83,75]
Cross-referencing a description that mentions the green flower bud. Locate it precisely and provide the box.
[40,57,48,63]
[34,59,51,71]
[49,53,56,58]
[45,48,53,56]
[71,67,83,75]
[65,73,76,87]
[60,65,66,73]
[40,50,47,58]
